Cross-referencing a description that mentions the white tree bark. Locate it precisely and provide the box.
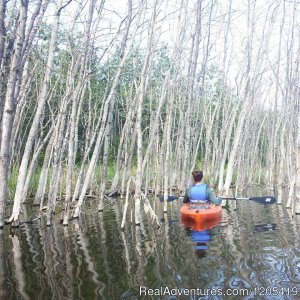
[295,48,300,214]
[63,0,95,226]
[295,121,300,214]
[0,0,28,227]
[73,0,133,218]
[134,0,157,225]
[9,0,64,225]
[217,104,238,192]
[33,134,54,207]
[163,88,175,212]
[97,119,111,211]
[0,0,5,65]
[0,0,7,127]
[181,0,202,189]
[22,126,53,202]
[222,0,258,196]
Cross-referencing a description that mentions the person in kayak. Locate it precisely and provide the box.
[183,170,221,205]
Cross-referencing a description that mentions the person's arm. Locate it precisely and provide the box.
[183,189,190,203]
[207,187,222,205]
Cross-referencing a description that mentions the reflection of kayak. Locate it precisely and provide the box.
[191,230,211,250]
[181,203,222,231]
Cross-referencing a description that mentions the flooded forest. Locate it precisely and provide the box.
[0,0,300,299]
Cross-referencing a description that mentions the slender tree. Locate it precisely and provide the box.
[0,0,29,227]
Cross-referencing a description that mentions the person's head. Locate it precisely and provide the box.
[192,170,203,183]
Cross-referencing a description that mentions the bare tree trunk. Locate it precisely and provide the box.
[63,0,95,226]
[47,121,70,226]
[109,124,127,193]
[222,0,257,196]
[109,90,135,193]
[0,0,5,65]
[21,0,50,62]
[33,134,54,207]
[295,119,300,214]
[287,169,295,209]
[134,0,157,225]
[121,177,132,229]
[163,89,175,212]
[0,0,28,227]
[277,123,286,205]
[73,0,133,219]
[181,0,201,189]
[0,0,6,108]
[141,68,175,175]
[121,128,136,197]
[295,39,300,214]
[9,0,64,225]
[71,77,111,203]
[98,121,110,211]
[203,99,221,177]
[21,127,53,201]
[10,61,37,164]
[217,105,238,192]
[0,0,7,132]
[172,104,184,189]
[46,92,71,225]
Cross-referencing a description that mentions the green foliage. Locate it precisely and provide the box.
[8,167,44,199]
[36,22,52,42]
[28,168,42,196]
[7,167,19,200]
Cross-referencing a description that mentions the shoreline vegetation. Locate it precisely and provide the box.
[1,0,300,228]
[6,161,274,205]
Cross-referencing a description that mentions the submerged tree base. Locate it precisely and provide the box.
[10,220,20,228]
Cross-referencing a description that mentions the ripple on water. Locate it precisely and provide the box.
[1,197,300,299]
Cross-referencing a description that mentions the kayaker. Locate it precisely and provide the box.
[183,170,221,205]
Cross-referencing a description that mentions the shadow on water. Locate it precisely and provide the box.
[0,188,300,299]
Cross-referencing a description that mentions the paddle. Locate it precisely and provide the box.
[159,195,276,205]
[221,196,277,205]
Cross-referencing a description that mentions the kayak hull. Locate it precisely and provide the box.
[181,203,222,231]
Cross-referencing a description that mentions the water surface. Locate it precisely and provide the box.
[0,194,300,299]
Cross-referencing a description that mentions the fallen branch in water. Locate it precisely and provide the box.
[141,192,160,227]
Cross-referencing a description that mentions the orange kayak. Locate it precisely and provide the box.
[181,203,222,231]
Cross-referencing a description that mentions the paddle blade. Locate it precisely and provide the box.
[249,196,276,205]
[159,195,179,202]
[253,223,277,233]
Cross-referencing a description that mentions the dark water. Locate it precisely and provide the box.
[0,195,300,300]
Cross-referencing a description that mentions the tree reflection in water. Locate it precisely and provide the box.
[0,197,300,299]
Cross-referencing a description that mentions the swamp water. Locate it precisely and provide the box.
[0,193,300,300]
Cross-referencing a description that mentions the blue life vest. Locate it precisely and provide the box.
[189,183,209,203]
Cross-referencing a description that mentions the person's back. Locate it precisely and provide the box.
[189,183,208,202]
[183,171,221,205]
